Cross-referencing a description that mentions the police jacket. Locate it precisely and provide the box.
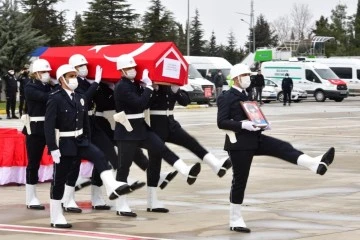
[94,82,115,112]
[282,77,293,91]
[75,77,99,110]
[113,77,152,141]
[149,85,190,140]
[217,87,262,151]
[44,88,90,156]
[22,80,51,136]
[3,73,17,96]
[254,74,265,88]
[18,73,31,95]
[214,74,225,88]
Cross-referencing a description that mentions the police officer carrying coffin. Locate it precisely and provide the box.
[113,54,201,217]
[282,73,293,106]
[3,69,18,119]
[22,59,52,210]
[93,81,177,191]
[60,54,114,213]
[217,63,335,233]
[18,64,31,117]
[44,64,133,228]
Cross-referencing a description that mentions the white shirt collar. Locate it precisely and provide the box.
[64,88,74,99]
[232,85,245,93]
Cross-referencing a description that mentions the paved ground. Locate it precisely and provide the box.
[0,97,359,240]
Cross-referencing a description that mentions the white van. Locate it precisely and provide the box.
[180,64,215,104]
[261,60,349,102]
[312,58,360,95]
[184,56,232,91]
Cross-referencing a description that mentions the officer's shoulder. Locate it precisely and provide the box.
[49,89,61,96]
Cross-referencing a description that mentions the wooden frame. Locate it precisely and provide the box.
[240,101,269,128]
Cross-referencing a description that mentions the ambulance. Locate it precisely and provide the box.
[312,58,360,96]
[261,60,349,102]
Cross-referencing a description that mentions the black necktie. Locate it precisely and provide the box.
[71,93,76,105]
[242,90,247,96]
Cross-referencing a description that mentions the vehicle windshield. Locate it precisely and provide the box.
[315,69,338,80]
[189,64,203,79]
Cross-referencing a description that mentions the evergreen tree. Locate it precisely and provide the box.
[245,14,278,50]
[224,30,240,65]
[142,0,176,42]
[78,0,140,45]
[189,9,205,56]
[0,0,47,74]
[175,22,187,54]
[206,31,218,56]
[354,0,360,47]
[20,0,67,46]
[72,12,83,45]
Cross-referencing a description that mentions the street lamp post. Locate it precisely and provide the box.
[187,0,190,56]
[235,0,255,53]
[240,19,252,53]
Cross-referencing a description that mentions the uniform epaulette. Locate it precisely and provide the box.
[50,89,61,95]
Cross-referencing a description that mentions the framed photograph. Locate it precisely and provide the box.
[240,101,269,128]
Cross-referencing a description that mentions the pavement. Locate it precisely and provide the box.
[0,98,359,240]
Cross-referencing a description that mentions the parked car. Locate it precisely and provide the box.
[265,79,307,102]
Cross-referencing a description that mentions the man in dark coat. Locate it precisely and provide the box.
[282,73,293,106]
[18,64,31,116]
[3,69,18,119]
[253,69,265,104]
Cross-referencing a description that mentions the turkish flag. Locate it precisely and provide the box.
[33,42,188,85]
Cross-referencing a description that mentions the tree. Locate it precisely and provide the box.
[78,0,140,45]
[246,14,278,50]
[72,12,83,45]
[272,15,291,45]
[224,30,240,65]
[174,22,187,54]
[291,3,313,40]
[141,0,176,42]
[20,0,67,46]
[189,9,205,56]
[206,30,218,56]
[355,0,360,47]
[0,0,47,74]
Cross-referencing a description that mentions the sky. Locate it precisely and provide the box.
[55,0,357,47]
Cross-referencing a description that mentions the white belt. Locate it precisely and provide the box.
[150,110,173,116]
[95,112,104,117]
[57,128,83,137]
[126,113,144,119]
[29,116,45,122]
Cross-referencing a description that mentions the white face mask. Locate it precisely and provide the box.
[77,65,88,77]
[239,76,251,89]
[9,70,15,75]
[124,69,137,80]
[63,77,78,90]
[38,72,50,83]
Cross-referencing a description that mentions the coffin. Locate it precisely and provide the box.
[31,42,188,85]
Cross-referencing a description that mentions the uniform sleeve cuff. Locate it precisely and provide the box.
[146,86,154,91]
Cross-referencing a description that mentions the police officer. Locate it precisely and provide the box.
[44,64,132,228]
[3,69,18,119]
[147,83,232,210]
[60,54,113,213]
[217,63,336,233]
[94,81,178,191]
[18,64,31,116]
[113,54,201,217]
[22,59,52,210]
[282,73,293,106]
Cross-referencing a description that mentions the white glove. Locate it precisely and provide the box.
[171,85,180,93]
[241,120,261,131]
[51,149,61,164]
[141,69,152,86]
[95,65,103,83]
